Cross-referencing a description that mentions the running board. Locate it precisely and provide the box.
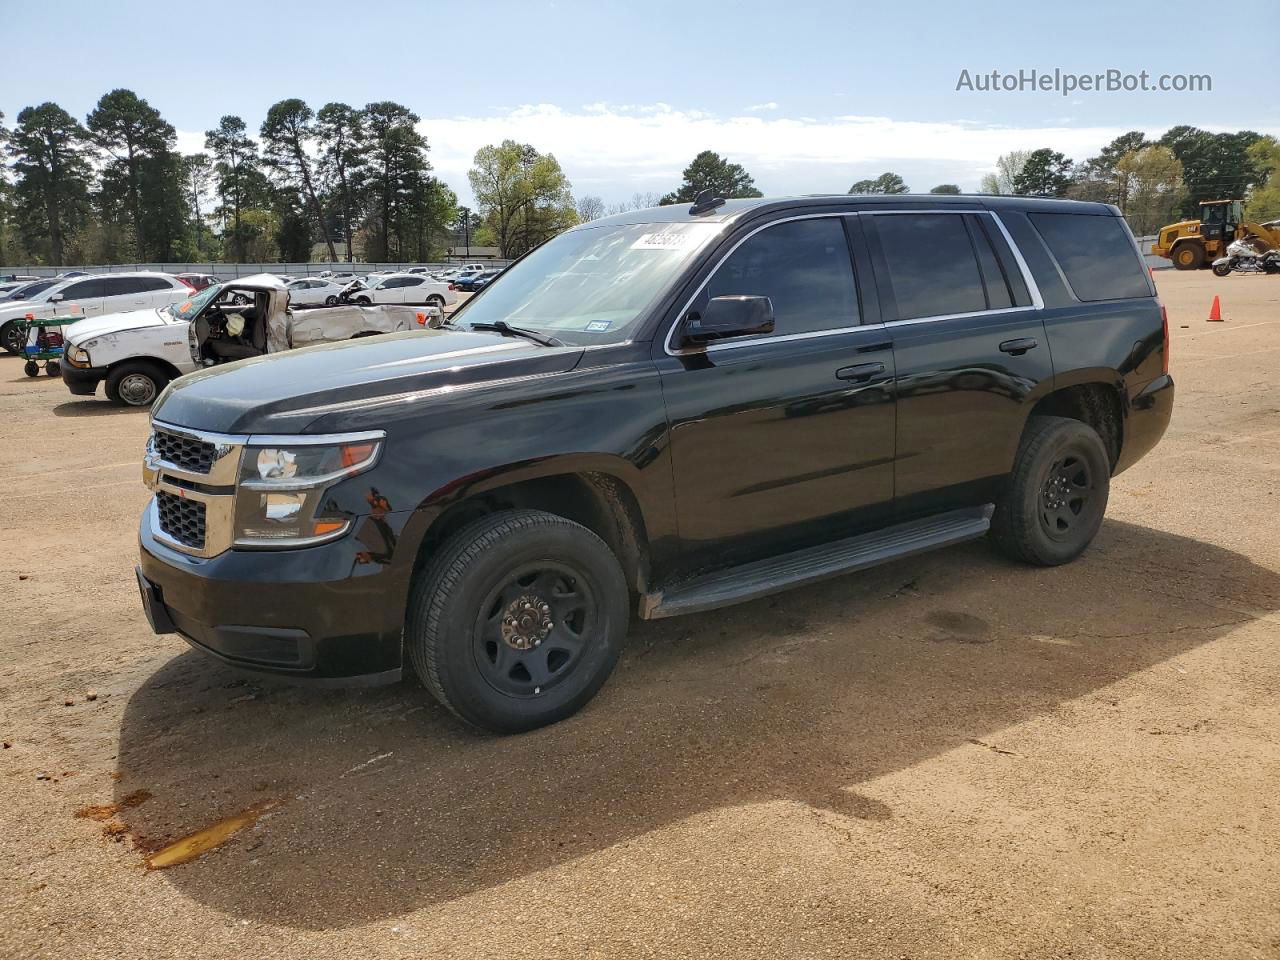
[642,505,993,619]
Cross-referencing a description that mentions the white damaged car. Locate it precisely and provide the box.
[61,274,440,407]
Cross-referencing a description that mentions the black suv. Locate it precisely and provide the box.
[137,194,1173,732]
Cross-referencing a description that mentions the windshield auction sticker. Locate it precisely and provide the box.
[631,231,698,250]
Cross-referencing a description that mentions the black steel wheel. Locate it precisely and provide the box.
[990,415,1110,566]
[23,360,39,377]
[45,360,60,376]
[407,509,629,733]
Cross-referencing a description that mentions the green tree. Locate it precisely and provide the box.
[659,151,762,205]
[205,115,261,262]
[980,150,1032,195]
[1244,136,1280,222]
[1013,148,1073,197]
[469,140,577,257]
[848,172,909,195]
[1069,131,1148,204]
[362,101,432,260]
[184,153,215,257]
[87,89,186,260]
[1158,126,1265,218]
[929,183,961,194]
[272,188,313,262]
[261,99,336,261]
[1114,146,1186,235]
[316,103,367,262]
[8,102,92,264]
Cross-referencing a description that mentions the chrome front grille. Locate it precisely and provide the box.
[145,421,247,558]
[155,490,207,549]
[153,429,218,474]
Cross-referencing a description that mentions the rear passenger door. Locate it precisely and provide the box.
[140,276,183,308]
[100,276,151,313]
[864,210,1051,517]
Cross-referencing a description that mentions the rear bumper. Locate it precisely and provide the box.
[60,363,106,396]
[137,506,415,685]
[1116,374,1174,475]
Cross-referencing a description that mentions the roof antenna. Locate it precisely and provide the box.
[690,189,725,216]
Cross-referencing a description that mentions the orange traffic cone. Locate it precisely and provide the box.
[1208,295,1223,322]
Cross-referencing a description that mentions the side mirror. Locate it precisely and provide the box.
[679,295,775,347]
[49,293,64,303]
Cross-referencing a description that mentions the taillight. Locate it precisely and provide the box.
[1160,301,1169,375]
[448,283,456,291]
[177,276,196,291]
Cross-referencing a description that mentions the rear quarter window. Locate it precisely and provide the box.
[1029,213,1151,302]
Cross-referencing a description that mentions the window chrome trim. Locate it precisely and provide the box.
[662,209,1045,356]
[663,213,863,357]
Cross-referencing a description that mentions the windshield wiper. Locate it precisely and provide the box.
[467,320,564,347]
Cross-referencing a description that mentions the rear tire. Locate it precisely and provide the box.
[324,295,338,306]
[406,509,629,734]
[105,361,168,407]
[1173,242,1205,270]
[355,296,371,305]
[426,295,445,308]
[990,416,1110,567]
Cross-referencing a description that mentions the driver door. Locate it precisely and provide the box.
[655,215,897,569]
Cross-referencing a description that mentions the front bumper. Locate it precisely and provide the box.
[137,506,413,685]
[60,363,107,396]
[1116,373,1175,475]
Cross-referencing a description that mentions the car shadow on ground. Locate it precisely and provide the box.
[51,400,143,417]
[110,519,1279,930]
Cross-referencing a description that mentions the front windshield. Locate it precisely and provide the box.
[454,221,723,344]
[167,282,226,321]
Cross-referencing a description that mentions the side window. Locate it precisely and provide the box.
[1028,213,1150,302]
[139,277,172,292]
[103,277,146,297]
[401,277,423,287]
[60,279,106,299]
[873,214,986,320]
[965,215,1013,310]
[702,217,859,337]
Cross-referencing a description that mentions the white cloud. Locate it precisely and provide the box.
[186,104,1280,207]
[745,102,779,113]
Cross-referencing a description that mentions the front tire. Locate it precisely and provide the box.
[2,322,24,355]
[407,509,629,734]
[1173,242,1205,270]
[105,361,168,407]
[1212,262,1232,277]
[990,416,1110,567]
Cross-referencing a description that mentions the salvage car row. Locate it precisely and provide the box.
[1,269,473,406]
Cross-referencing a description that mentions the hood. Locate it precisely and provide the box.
[64,308,171,344]
[153,328,585,434]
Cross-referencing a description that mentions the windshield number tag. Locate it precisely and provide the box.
[631,231,694,251]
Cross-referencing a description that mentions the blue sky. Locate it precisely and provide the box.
[4,0,1276,206]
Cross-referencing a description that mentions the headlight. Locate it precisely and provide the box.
[232,432,383,547]
[66,344,92,367]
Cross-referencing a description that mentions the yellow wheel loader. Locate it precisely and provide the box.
[1151,200,1280,270]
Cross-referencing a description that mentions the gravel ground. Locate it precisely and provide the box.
[0,270,1277,959]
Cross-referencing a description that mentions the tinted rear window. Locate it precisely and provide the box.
[1029,213,1150,301]
[874,213,986,320]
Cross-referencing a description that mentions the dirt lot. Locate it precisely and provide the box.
[0,270,1277,959]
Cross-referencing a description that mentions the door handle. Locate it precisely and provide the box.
[835,361,885,382]
[999,338,1038,355]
